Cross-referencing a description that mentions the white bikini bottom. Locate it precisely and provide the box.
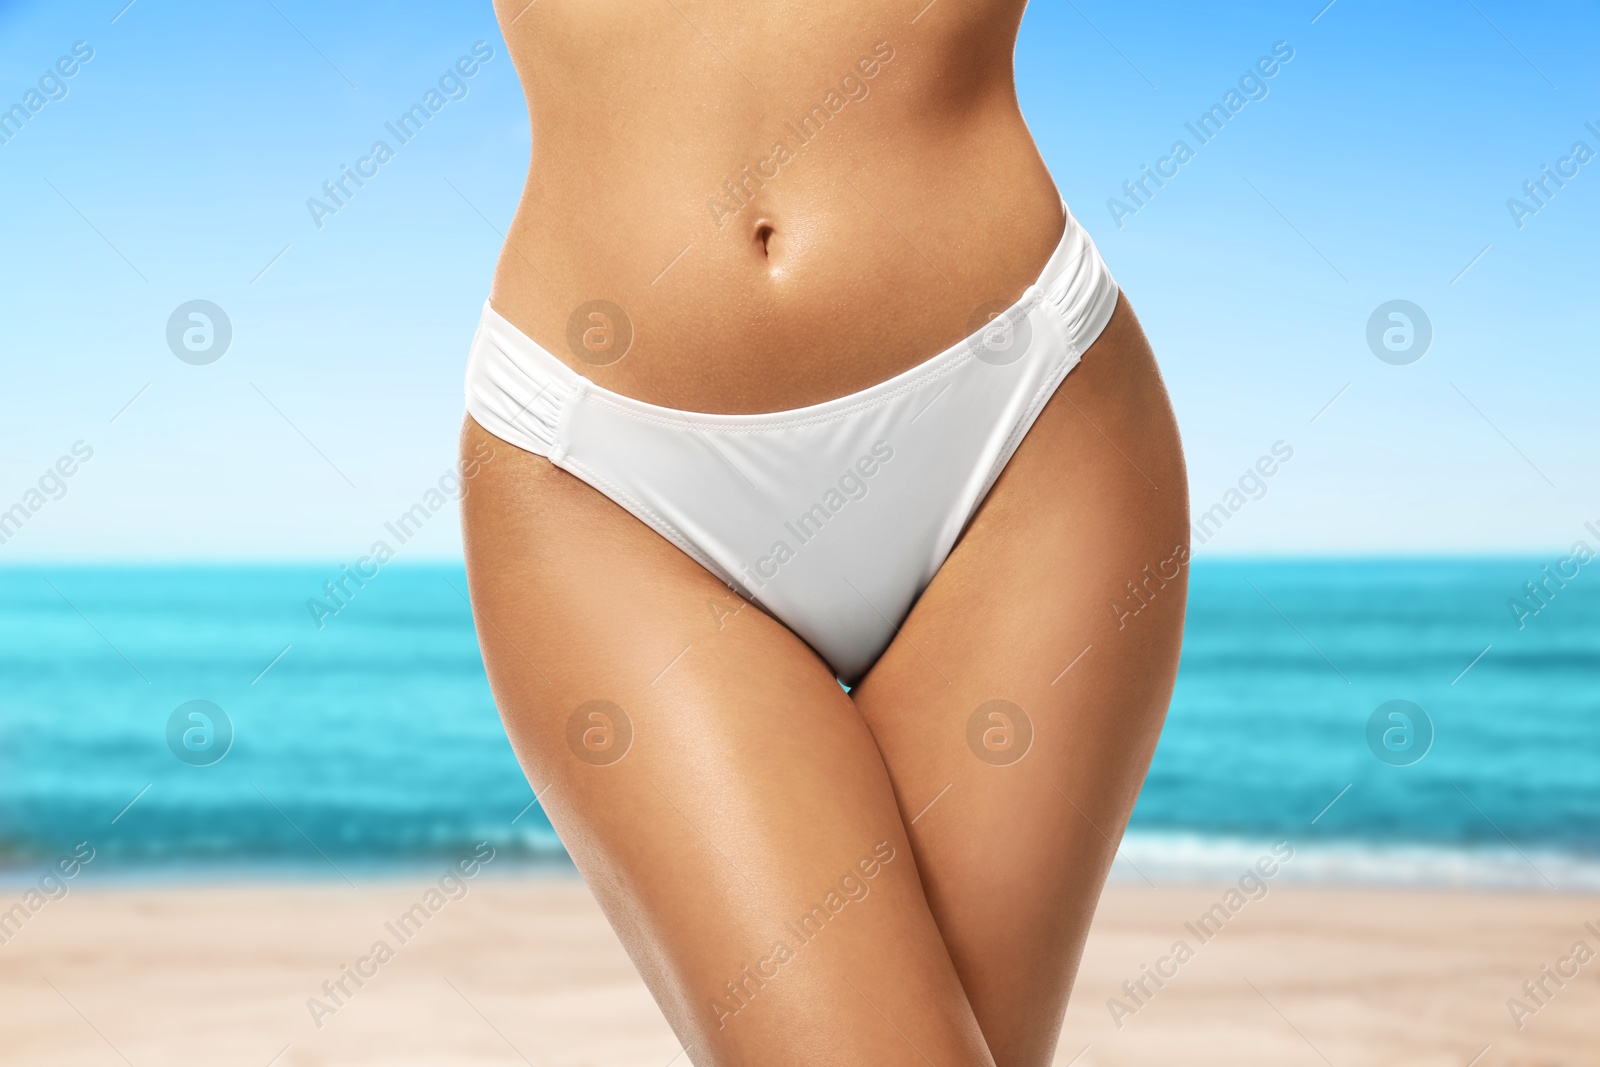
[464,205,1119,684]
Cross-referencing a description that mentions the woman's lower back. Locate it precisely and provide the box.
[489,0,1066,413]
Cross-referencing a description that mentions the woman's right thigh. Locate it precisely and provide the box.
[459,417,995,1067]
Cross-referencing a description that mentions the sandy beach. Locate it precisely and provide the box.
[2,873,1595,1066]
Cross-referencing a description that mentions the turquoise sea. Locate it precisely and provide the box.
[2,561,1596,888]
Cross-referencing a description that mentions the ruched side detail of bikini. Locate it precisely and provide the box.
[464,310,574,458]
[1039,210,1120,355]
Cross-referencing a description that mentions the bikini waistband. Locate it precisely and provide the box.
[465,202,1117,457]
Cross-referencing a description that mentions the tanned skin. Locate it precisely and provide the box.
[462,3,1188,1064]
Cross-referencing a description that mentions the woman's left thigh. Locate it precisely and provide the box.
[851,298,1190,1067]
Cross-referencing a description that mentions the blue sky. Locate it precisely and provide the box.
[0,0,1595,561]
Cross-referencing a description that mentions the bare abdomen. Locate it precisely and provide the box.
[488,0,1064,414]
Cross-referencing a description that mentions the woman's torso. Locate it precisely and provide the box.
[490,0,1066,414]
